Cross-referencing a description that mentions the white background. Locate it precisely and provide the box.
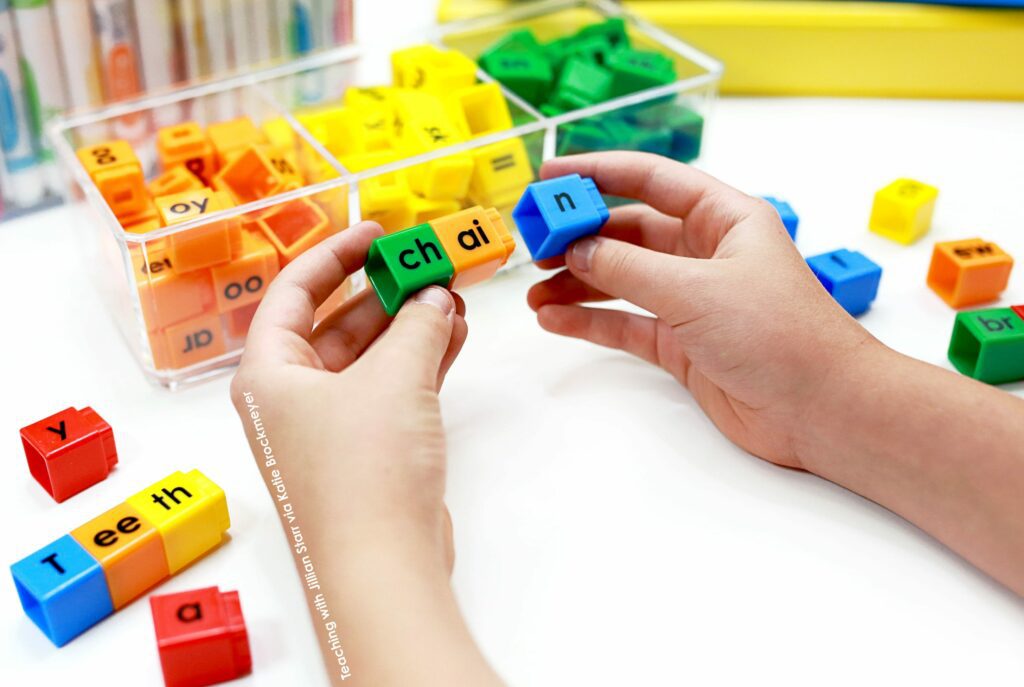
[3,2,1024,686]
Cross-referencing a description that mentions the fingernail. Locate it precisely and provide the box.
[414,286,454,317]
[569,237,599,272]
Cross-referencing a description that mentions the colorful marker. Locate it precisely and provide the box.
[53,0,109,142]
[270,0,291,59]
[247,0,274,64]
[199,0,236,120]
[0,0,43,206]
[133,0,181,127]
[91,0,148,143]
[12,0,67,195]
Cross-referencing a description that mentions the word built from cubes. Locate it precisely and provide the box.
[151,586,252,687]
[869,178,938,245]
[366,206,517,315]
[806,249,882,317]
[10,469,229,646]
[21,406,117,502]
[762,196,798,240]
[927,238,1013,308]
[513,174,610,260]
[948,306,1024,385]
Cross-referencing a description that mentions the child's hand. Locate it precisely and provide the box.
[528,152,875,468]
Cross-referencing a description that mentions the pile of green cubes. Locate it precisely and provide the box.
[478,18,704,163]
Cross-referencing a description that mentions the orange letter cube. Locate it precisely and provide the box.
[77,141,149,219]
[927,238,1014,308]
[157,122,217,185]
[157,189,242,273]
[429,206,516,289]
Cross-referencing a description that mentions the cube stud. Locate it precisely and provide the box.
[806,249,882,317]
[512,174,610,261]
[927,238,1013,308]
[20,406,117,502]
[948,307,1024,385]
[150,586,252,687]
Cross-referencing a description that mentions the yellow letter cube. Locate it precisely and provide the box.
[468,138,535,209]
[125,469,230,574]
[869,178,938,245]
[392,45,477,95]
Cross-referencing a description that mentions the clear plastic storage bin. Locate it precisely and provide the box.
[50,0,723,389]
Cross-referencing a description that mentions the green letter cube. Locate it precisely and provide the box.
[948,307,1024,385]
[606,49,677,97]
[480,49,553,107]
[365,224,454,316]
[575,18,630,51]
[552,57,612,111]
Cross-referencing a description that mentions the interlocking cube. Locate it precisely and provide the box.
[133,241,216,330]
[256,197,332,264]
[150,586,251,687]
[869,178,938,245]
[948,307,1024,385]
[392,44,478,95]
[394,91,474,199]
[629,102,704,162]
[149,166,205,198]
[762,196,799,240]
[926,238,1013,308]
[70,502,169,609]
[480,49,553,107]
[343,151,415,232]
[366,223,455,316]
[120,197,162,233]
[157,122,217,185]
[77,140,149,218]
[10,469,230,647]
[412,196,461,225]
[210,231,279,313]
[468,138,535,209]
[429,206,516,289]
[512,174,610,261]
[212,144,299,206]
[446,82,513,139]
[21,406,118,502]
[156,313,229,370]
[806,249,882,317]
[10,535,115,646]
[157,189,242,273]
[206,117,265,167]
[606,48,677,97]
[552,57,612,110]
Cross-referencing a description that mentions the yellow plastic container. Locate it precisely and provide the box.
[439,0,1024,99]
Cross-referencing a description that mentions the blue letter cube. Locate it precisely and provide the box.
[11,534,114,646]
[762,196,798,240]
[512,174,610,260]
[806,249,882,317]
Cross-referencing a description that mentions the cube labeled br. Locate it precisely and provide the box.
[948,307,1024,385]
[806,249,882,317]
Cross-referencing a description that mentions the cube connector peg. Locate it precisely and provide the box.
[806,249,882,317]
[948,307,1024,385]
[927,238,1013,309]
[21,406,118,503]
[869,178,938,245]
[512,174,610,261]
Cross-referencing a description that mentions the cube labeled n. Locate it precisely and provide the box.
[513,174,610,260]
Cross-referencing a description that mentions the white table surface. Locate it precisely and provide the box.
[4,7,1024,687]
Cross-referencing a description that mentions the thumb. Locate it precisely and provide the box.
[565,236,706,322]
[366,286,456,388]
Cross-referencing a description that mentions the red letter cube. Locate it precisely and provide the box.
[150,586,252,687]
[21,407,118,503]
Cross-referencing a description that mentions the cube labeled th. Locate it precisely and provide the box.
[150,586,252,687]
[513,174,610,261]
[927,238,1013,308]
[948,307,1024,385]
[806,249,882,317]
[869,178,938,245]
[21,406,117,502]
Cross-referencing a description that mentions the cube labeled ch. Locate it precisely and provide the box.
[806,249,882,317]
[10,469,230,646]
[513,174,610,261]
[948,307,1024,385]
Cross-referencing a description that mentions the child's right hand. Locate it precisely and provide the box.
[528,152,877,469]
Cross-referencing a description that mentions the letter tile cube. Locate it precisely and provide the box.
[157,122,217,185]
[206,117,266,167]
[212,144,299,206]
[513,174,610,261]
[552,57,612,110]
[210,231,279,313]
[468,138,535,210]
[77,140,149,219]
[606,48,677,97]
[10,535,115,646]
[429,206,516,289]
[150,586,251,687]
[948,307,1024,385]
[70,502,169,609]
[157,189,242,273]
[446,83,513,139]
[149,166,206,198]
[256,197,332,265]
[126,469,230,574]
[21,406,118,503]
[392,44,478,95]
[869,178,938,245]
[393,91,474,199]
[120,197,162,233]
[412,196,461,225]
[806,249,882,317]
[480,49,553,107]
[157,313,229,370]
[133,241,217,330]
[927,238,1013,308]
[762,196,799,240]
[366,223,455,316]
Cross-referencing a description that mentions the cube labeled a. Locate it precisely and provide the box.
[948,307,1024,384]
[512,174,610,260]
[429,206,517,289]
[927,238,1013,308]
[365,223,454,316]
[806,249,882,317]
[869,178,938,245]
